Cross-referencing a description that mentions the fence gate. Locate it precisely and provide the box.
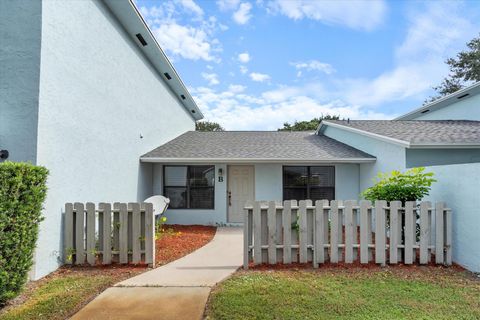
[243,200,452,268]
[64,202,155,267]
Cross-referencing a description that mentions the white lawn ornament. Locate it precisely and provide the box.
[144,195,170,216]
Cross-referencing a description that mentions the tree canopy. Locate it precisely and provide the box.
[195,121,225,132]
[278,115,340,131]
[427,34,480,103]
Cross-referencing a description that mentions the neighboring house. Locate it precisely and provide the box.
[0,0,202,279]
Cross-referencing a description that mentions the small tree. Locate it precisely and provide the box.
[278,115,340,131]
[196,121,225,132]
[362,167,436,204]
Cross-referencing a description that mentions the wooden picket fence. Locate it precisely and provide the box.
[63,202,155,267]
[243,200,452,269]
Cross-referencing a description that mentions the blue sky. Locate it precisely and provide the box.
[136,0,480,130]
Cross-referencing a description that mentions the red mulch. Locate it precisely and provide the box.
[156,224,217,266]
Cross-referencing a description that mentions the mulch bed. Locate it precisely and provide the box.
[156,224,217,266]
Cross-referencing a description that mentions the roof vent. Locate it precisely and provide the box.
[457,93,470,99]
[180,94,186,100]
[135,33,147,46]
[191,109,196,114]
[421,109,430,114]
[164,72,172,80]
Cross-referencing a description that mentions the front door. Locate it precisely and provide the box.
[228,165,254,223]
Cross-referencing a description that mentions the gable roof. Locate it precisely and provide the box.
[395,82,480,120]
[319,120,480,148]
[103,0,203,120]
[141,131,376,163]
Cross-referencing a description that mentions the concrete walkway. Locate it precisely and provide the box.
[72,227,243,320]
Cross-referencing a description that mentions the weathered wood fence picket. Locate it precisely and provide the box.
[243,200,452,269]
[64,202,155,267]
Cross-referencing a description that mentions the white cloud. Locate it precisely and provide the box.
[228,84,247,93]
[291,60,335,75]
[201,72,220,85]
[139,3,223,62]
[153,23,215,61]
[233,2,253,24]
[177,0,204,16]
[238,52,251,63]
[239,65,249,74]
[191,86,393,130]
[340,1,479,107]
[217,0,241,11]
[249,72,271,82]
[268,0,387,31]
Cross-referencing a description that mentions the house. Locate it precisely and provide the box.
[144,85,480,273]
[2,0,479,280]
[1,0,202,279]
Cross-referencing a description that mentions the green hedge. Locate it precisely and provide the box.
[0,162,48,304]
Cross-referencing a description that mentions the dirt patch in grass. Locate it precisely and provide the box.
[0,225,217,320]
[206,265,480,320]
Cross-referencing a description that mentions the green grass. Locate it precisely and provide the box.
[206,268,480,320]
[0,273,119,320]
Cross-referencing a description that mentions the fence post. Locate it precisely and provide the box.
[86,202,96,266]
[283,201,292,264]
[344,200,355,263]
[419,201,431,264]
[360,200,372,264]
[64,203,74,264]
[74,202,85,265]
[404,201,415,264]
[435,202,445,264]
[130,203,141,264]
[144,202,155,267]
[243,201,252,269]
[298,200,308,263]
[253,202,262,265]
[267,201,277,264]
[445,207,452,265]
[375,200,387,266]
[389,201,401,264]
[99,203,112,264]
[330,200,339,263]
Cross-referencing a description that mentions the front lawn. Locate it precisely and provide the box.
[0,225,217,320]
[206,266,480,320]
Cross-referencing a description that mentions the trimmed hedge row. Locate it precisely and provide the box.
[0,162,48,304]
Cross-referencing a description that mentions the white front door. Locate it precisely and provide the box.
[228,165,254,223]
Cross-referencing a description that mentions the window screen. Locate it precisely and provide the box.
[164,165,215,209]
[283,166,335,202]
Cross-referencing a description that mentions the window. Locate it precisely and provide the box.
[283,166,335,202]
[164,165,215,209]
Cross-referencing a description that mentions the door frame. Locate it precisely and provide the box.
[227,165,255,223]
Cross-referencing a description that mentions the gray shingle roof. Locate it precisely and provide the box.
[323,120,480,146]
[141,131,375,162]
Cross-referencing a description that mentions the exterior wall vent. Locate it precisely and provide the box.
[457,93,470,99]
[164,72,172,80]
[191,109,196,113]
[180,94,186,100]
[135,33,147,46]
[421,109,430,114]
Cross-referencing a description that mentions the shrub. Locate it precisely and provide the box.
[362,167,436,203]
[0,162,48,304]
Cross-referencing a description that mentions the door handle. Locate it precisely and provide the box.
[228,191,232,206]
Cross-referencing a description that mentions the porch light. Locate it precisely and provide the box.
[218,168,223,176]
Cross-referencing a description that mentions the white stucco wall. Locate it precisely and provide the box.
[413,94,480,120]
[33,0,195,279]
[0,0,42,162]
[423,163,480,272]
[322,126,406,192]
